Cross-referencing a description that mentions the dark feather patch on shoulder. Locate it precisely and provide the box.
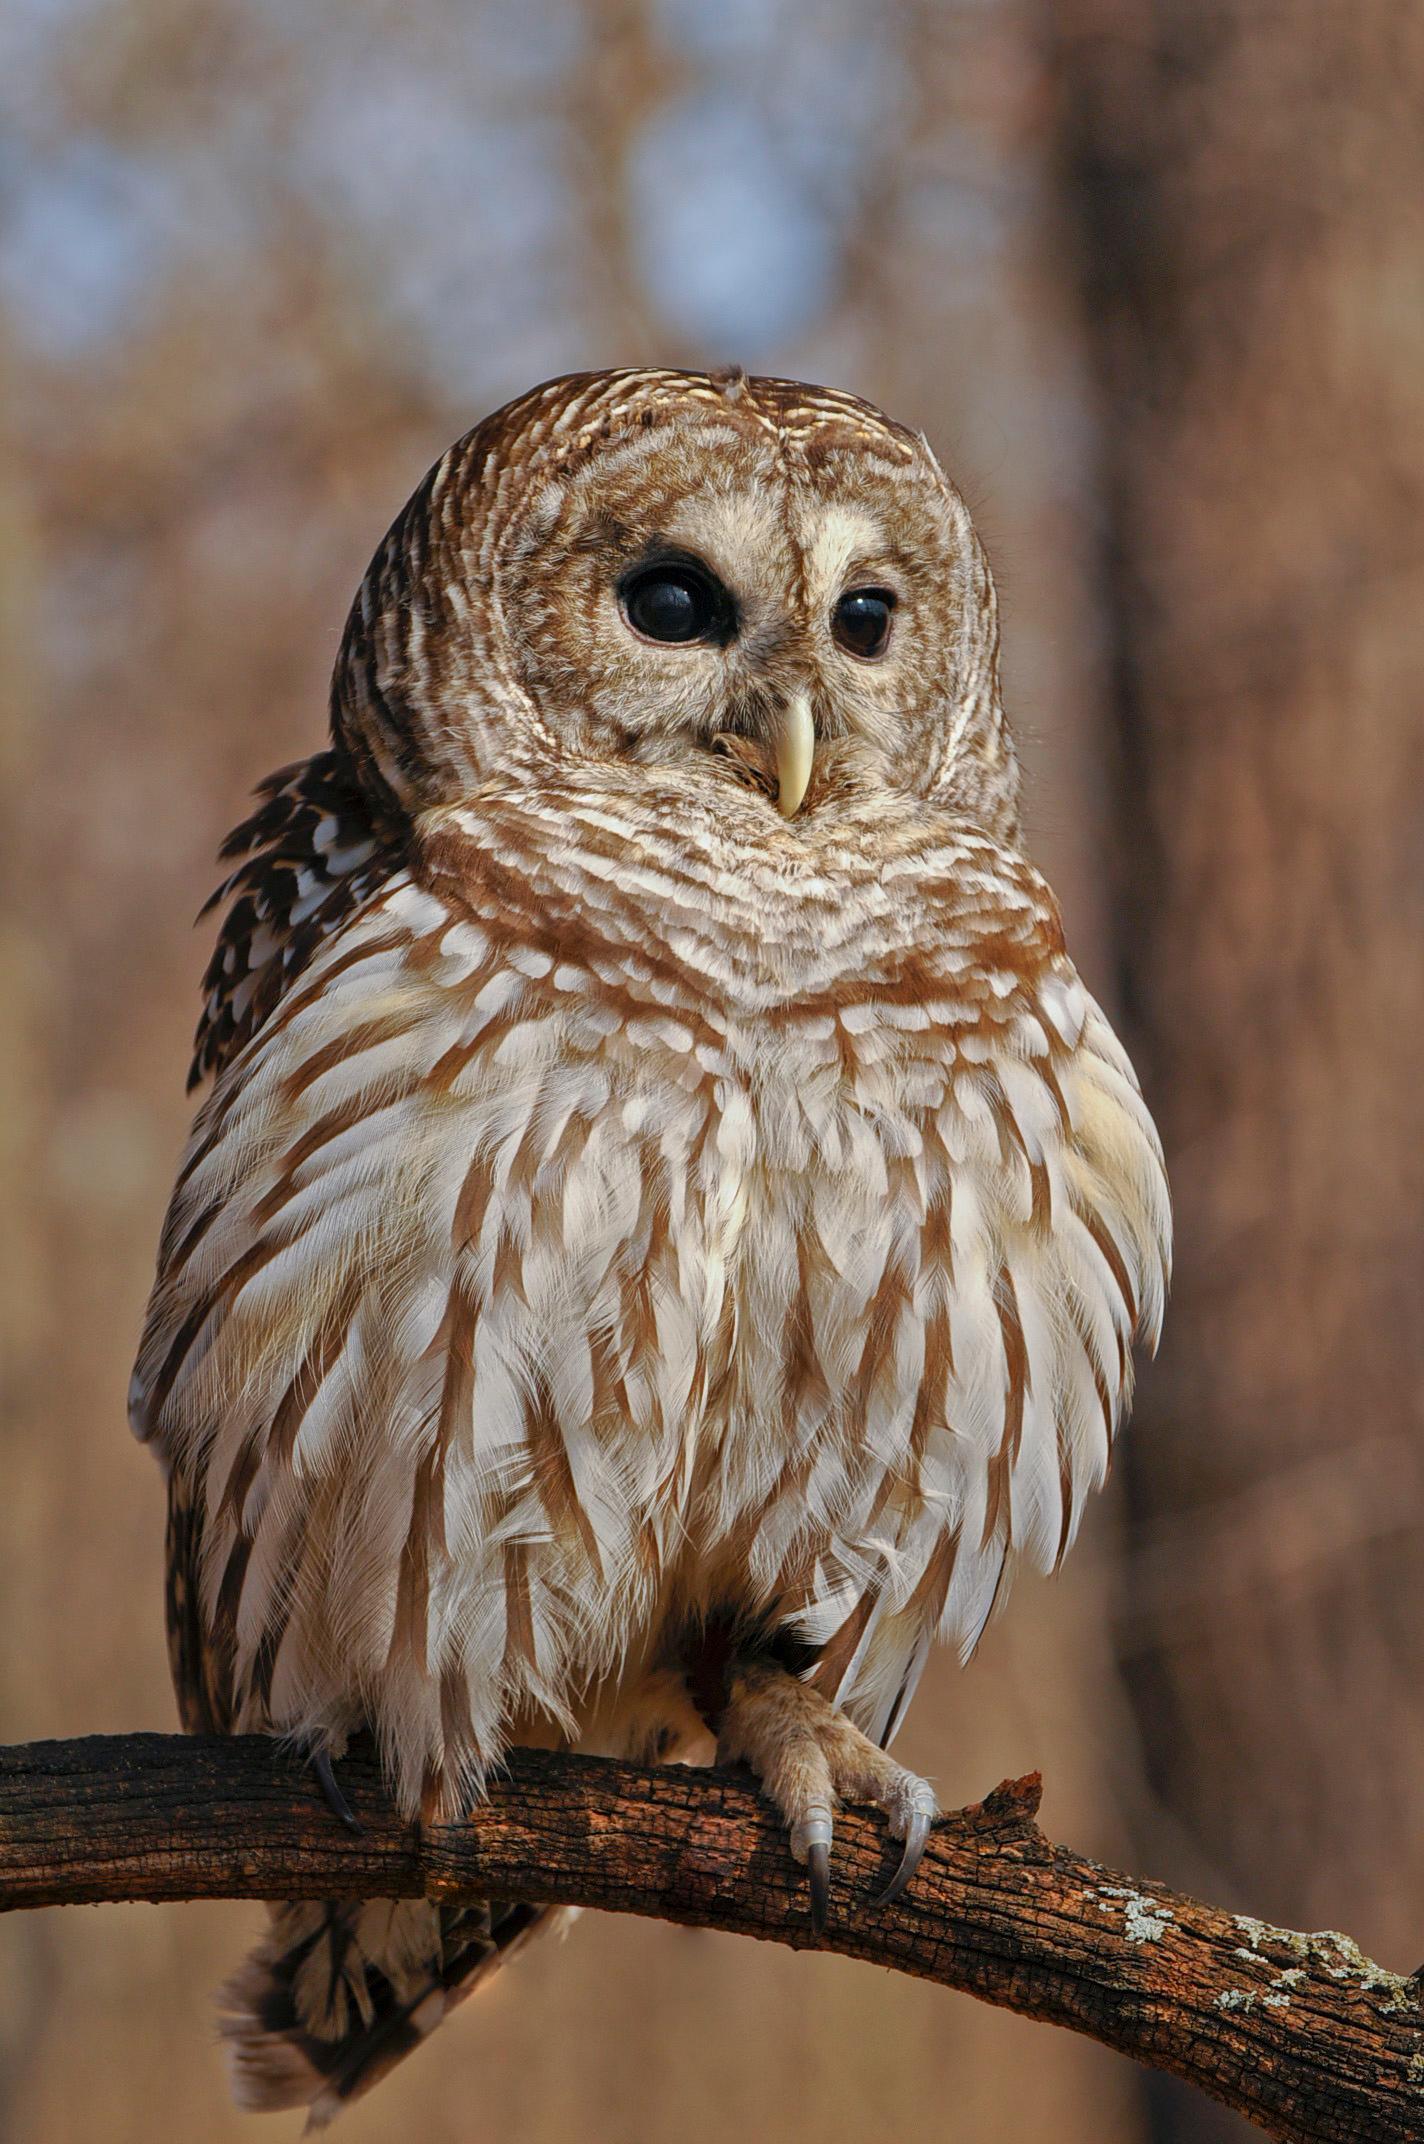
[189,752,400,1090]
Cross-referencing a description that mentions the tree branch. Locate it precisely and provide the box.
[1,1736,1418,2141]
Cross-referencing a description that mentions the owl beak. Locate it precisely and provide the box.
[774,692,815,818]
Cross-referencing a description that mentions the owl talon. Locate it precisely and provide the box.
[876,1802,933,1908]
[806,1839,832,1934]
[719,1662,938,1930]
[790,1802,835,1934]
[312,1749,362,1834]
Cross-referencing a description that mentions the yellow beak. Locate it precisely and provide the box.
[775,692,815,818]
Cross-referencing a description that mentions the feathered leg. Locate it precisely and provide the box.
[717,1660,937,1935]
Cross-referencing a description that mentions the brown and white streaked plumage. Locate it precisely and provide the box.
[131,368,1169,2124]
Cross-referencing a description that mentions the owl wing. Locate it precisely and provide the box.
[133,867,715,1816]
[189,752,398,1091]
[164,1467,237,1733]
[801,956,1171,1748]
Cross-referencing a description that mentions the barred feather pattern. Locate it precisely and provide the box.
[131,369,1170,2121]
[220,1896,563,2128]
[190,753,396,1091]
[142,776,1166,1778]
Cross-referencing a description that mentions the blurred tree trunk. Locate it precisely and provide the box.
[1051,9,1424,2139]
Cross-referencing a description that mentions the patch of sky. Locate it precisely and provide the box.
[245,0,583,100]
[628,92,839,353]
[651,0,787,61]
[289,55,574,400]
[0,0,104,121]
[0,137,178,357]
[631,0,909,353]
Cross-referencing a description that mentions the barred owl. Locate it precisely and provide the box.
[131,368,1169,2123]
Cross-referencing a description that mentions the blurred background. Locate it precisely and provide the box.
[3,3,1422,2139]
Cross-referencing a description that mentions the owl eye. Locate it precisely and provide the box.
[621,562,731,645]
[832,587,896,659]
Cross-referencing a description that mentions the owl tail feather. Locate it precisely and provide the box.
[219,1895,562,2128]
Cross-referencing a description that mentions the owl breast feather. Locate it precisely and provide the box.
[134,826,1167,1812]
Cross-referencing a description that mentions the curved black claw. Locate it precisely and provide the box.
[875,1804,933,1910]
[791,1803,835,1935]
[807,1839,832,1936]
[312,1748,362,1835]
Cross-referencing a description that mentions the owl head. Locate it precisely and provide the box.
[331,369,1019,841]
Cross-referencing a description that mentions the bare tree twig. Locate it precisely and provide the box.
[0,1735,1418,2141]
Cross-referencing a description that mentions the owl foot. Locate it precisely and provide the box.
[717,1661,936,1936]
[311,1748,362,1835]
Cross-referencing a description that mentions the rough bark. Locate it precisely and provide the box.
[0,1735,1419,2143]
